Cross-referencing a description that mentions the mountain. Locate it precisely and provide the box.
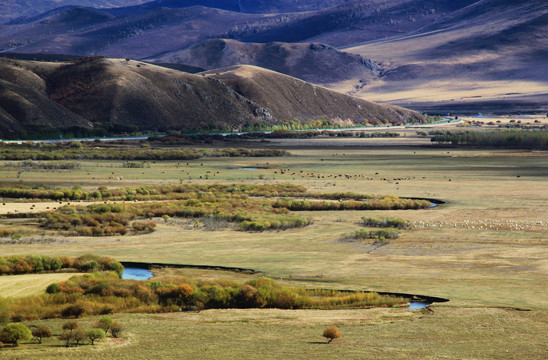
[0,57,423,139]
[343,0,548,112]
[1,0,546,113]
[0,0,361,23]
[0,6,292,59]
[150,39,380,86]
[0,1,148,24]
[0,1,474,58]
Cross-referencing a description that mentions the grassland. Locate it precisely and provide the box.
[0,134,547,358]
[0,273,80,298]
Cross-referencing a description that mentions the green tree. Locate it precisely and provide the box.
[3,323,32,346]
[96,317,113,334]
[86,328,106,345]
[31,325,52,344]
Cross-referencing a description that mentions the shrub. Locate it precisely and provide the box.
[110,322,123,338]
[342,228,399,241]
[360,216,408,229]
[132,220,156,232]
[31,325,52,344]
[105,261,124,276]
[46,283,61,294]
[61,303,86,318]
[322,326,341,344]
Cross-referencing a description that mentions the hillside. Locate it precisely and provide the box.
[0,1,469,59]
[0,1,147,24]
[344,0,548,112]
[201,65,420,125]
[0,0,371,23]
[0,57,423,139]
[150,39,380,86]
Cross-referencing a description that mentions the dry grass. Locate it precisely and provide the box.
[0,273,81,297]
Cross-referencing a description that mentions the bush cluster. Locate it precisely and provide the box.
[342,228,399,241]
[4,184,428,236]
[4,161,81,170]
[0,183,307,202]
[360,216,408,229]
[431,130,548,149]
[0,254,123,276]
[0,274,405,321]
[0,142,290,161]
[37,197,310,235]
[273,197,430,211]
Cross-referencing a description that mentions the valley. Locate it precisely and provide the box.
[0,1,547,358]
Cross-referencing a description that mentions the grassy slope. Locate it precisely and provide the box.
[0,273,80,297]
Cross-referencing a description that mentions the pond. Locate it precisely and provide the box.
[121,267,153,280]
[242,167,259,170]
[408,302,431,310]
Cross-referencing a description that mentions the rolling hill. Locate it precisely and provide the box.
[0,56,423,139]
[150,39,380,86]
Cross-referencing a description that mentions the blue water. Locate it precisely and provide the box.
[242,167,259,170]
[408,302,431,310]
[121,267,153,280]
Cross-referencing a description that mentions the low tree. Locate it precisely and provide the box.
[72,328,87,346]
[31,325,52,344]
[96,316,113,334]
[322,326,341,344]
[2,323,32,347]
[0,329,10,346]
[60,320,79,347]
[86,328,106,345]
[59,331,73,347]
[110,322,123,338]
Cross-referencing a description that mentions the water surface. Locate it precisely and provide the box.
[121,267,153,280]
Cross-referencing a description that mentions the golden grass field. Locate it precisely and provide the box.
[0,273,82,298]
[0,135,547,359]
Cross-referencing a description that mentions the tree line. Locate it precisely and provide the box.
[431,130,548,149]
